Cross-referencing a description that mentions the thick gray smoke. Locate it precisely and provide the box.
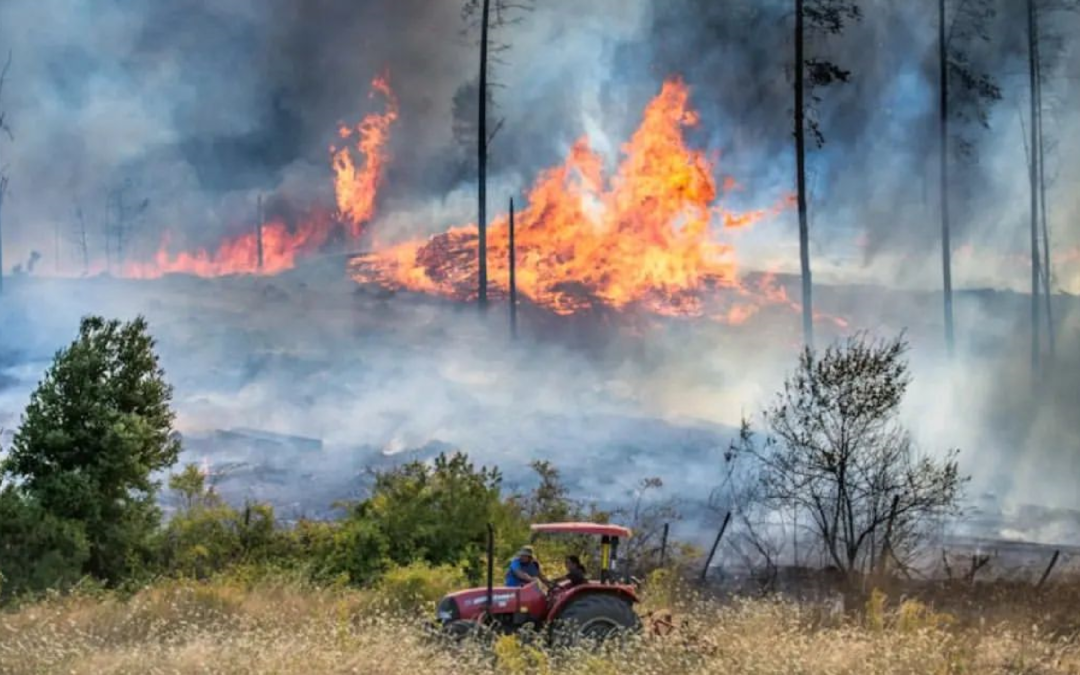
[0,1,1079,549]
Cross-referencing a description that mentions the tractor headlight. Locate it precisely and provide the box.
[436,597,459,623]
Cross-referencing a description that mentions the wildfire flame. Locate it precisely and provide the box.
[127,77,398,279]
[350,78,793,320]
[333,75,399,239]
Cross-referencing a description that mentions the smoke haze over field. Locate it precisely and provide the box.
[1,1,1079,545]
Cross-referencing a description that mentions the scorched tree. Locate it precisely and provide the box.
[728,333,966,579]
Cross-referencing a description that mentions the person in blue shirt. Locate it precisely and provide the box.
[505,546,550,587]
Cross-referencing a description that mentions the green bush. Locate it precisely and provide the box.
[376,561,468,612]
[157,464,283,579]
[0,487,90,601]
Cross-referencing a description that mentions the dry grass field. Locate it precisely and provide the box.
[3,576,1080,675]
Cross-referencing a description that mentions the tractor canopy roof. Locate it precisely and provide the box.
[530,522,632,539]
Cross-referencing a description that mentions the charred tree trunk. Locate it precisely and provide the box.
[1035,58,1054,359]
[0,180,5,296]
[939,0,955,358]
[1027,0,1041,374]
[75,208,89,277]
[509,196,517,340]
[795,0,813,349]
[256,194,264,272]
[477,0,490,311]
[103,192,112,275]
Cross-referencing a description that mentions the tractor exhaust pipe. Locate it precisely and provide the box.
[486,523,495,616]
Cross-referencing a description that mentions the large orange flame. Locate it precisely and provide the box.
[127,77,397,279]
[350,78,792,319]
[333,75,399,239]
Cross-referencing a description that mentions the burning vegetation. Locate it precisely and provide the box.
[350,78,796,322]
[124,77,399,279]
[114,76,809,325]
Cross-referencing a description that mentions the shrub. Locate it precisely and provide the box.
[0,487,90,600]
[376,561,468,612]
[158,464,283,579]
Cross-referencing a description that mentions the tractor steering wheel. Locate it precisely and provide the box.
[544,579,569,604]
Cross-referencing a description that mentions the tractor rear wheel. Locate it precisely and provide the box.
[550,594,640,648]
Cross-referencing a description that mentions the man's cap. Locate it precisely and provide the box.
[517,545,535,558]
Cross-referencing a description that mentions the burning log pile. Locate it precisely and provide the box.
[351,78,798,324]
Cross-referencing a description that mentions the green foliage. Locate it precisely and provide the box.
[169,463,207,511]
[356,453,510,578]
[2,316,180,585]
[375,561,468,612]
[309,516,390,586]
[158,465,280,579]
[0,487,90,600]
[518,460,577,523]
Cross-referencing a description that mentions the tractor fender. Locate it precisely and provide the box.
[546,583,639,621]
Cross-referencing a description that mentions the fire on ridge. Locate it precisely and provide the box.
[124,76,399,279]
[349,78,796,323]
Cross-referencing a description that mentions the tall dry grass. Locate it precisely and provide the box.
[3,576,1080,674]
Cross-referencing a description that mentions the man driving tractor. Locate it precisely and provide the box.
[505,546,550,587]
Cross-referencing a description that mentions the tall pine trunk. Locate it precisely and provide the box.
[1026,0,1041,373]
[0,185,5,296]
[256,194,264,272]
[1035,54,1054,359]
[795,0,813,349]
[509,197,517,340]
[477,0,490,310]
[939,0,955,357]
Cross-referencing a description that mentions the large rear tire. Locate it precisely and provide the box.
[550,594,640,649]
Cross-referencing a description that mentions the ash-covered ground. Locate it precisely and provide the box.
[2,259,1079,567]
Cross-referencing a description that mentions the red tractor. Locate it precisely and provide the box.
[435,522,641,644]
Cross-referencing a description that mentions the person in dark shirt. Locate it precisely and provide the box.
[553,555,588,588]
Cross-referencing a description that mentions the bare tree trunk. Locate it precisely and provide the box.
[256,194,264,272]
[1027,0,1041,374]
[477,0,490,311]
[1035,62,1054,359]
[795,0,813,349]
[104,193,112,275]
[116,190,126,272]
[509,196,517,340]
[0,182,5,295]
[939,0,955,358]
[75,208,89,276]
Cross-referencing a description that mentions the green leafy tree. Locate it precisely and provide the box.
[517,460,578,523]
[2,316,181,583]
[169,463,210,511]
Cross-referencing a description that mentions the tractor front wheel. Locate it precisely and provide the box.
[550,594,640,648]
